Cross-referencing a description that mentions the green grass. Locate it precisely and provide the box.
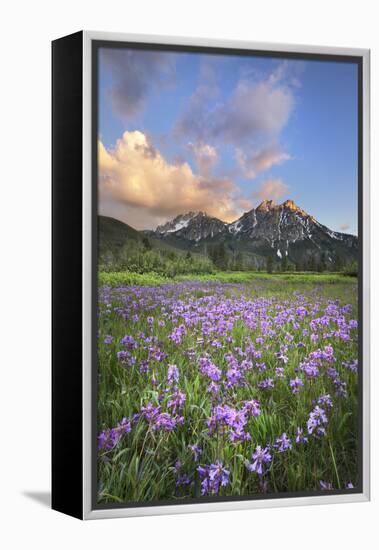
[99,270,356,288]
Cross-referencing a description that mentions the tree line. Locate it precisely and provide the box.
[99,237,357,276]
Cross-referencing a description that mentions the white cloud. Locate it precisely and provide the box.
[99,131,240,229]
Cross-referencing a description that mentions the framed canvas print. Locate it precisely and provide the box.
[52,31,370,520]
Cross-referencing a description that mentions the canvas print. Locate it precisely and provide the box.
[95,45,360,505]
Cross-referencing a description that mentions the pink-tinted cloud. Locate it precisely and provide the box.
[187,142,218,176]
[252,178,289,202]
[236,144,291,179]
[212,79,294,144]
[176,62,295,147]
[236,197,254,211]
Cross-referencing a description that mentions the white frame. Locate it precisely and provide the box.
[82,31,370,520]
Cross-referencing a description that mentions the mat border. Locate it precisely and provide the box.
[82,31,370,520]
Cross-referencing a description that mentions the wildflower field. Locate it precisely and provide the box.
[97,275,359,504]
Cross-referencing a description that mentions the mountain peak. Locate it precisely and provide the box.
[281,199,300,212]
[156,211,198,234]
[255,199,303,213]
[156,210,225,240]
[256,199,277,211]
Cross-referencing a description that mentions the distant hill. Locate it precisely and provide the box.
[98,215,141,253]
[98,215,188,257]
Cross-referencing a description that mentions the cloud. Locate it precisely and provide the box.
[174,61,295,182]
[212,80,294,144]
[188,142,218,176]
[236,197,254,211]
[236,144,291,179]
[252,178,289,202]
[100,48,176,118]
[175,62,295,147]
[339,223,350,231]
[99,131,241,229]
[175,84,217,143]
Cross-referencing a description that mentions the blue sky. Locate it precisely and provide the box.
[98,47,358,233]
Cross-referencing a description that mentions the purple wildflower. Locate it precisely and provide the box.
[153,412,182,432]
[120,335,137,349]
[167,390,186,413]
[275,432,292,452]
[97,429,117,451]
[317,394,333,409]
[334,379,348,398]
[198,462,230,495]
[226,366,243,387]
[97,417,131,451]
[199,357,222,382]
[139,360,149,374]
[169,324,187,344]
[342,359,358,373]
[243,399,261,417]
[176,474,191,486]
[301,361,319,380]
[167,364,179,386]
[258,378,274,390]
[189,444,202,461]
[207,405,250,443]
[117,350,128,362]
[246,446,272,475]
[307,405,328,436]
[289,377,304,395]
[207,381,220,395]
[117,417,132,434]
[117,350,136,367]
[255,362,267,372]
[141,401,161,422]
[295,427,308,444]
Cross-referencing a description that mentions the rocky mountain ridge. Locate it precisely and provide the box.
[151,199,358,268]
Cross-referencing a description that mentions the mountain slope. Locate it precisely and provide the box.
[98,215,190,256]
[98,215,141,253]
[157,211,226,241]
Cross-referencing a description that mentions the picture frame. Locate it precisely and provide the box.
[52,30,370,520]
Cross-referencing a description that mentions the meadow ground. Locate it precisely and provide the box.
[97,272,359,504]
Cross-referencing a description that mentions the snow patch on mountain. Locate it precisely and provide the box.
[228,220,242,234]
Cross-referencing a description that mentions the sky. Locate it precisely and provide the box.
[98,46,358,234]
